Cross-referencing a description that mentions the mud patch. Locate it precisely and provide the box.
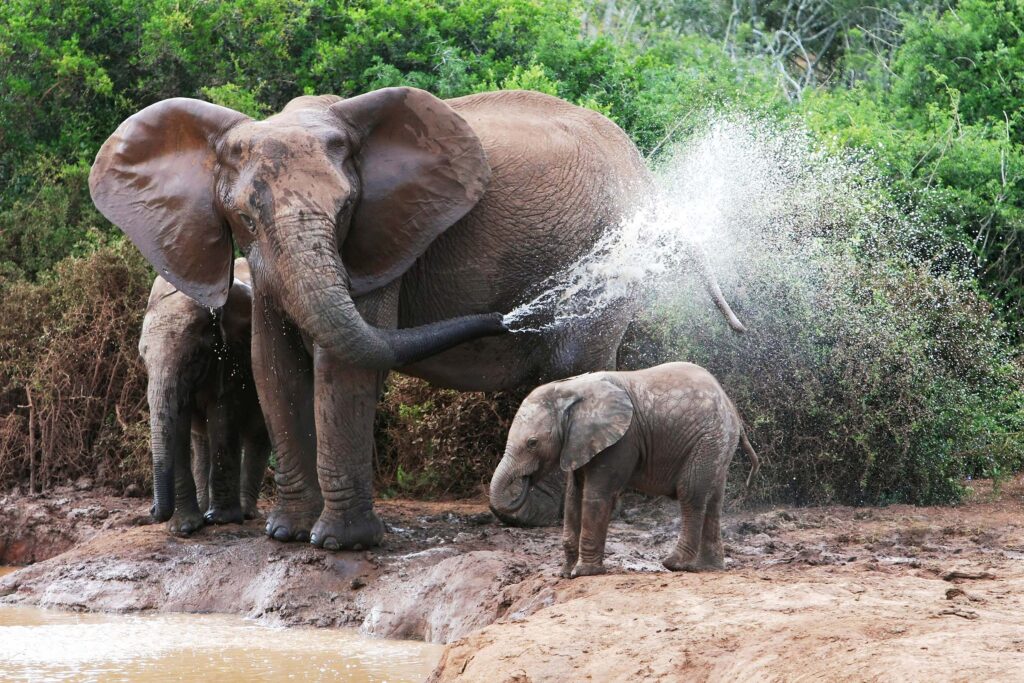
[3,479,1024,681]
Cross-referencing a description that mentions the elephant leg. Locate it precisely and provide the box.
[664,475,710,572]
[697,482,726,570]
[204,400,244,525]
[240,427,271,520]
[571,486,615,578]
[309,283,397,551]
[254,296,322,542]
[190,426,210,514]
[168,413,205,535]
[561,472,583,578]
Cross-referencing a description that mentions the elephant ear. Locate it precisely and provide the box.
[89,98,250,308]
[558,376,635,472]
[329,87,491,296]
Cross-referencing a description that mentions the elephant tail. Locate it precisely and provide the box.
[740,430,759,492]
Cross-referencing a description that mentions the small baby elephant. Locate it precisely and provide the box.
[489,362,758,578]
[139,258,270,534]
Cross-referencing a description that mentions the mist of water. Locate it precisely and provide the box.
[501,114,976,351]
[501,117,865,333]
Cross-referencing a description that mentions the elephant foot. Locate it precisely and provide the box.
[663,552,719,572]
[204,505,244,525]
[265,499,321,543]
[696,551,725,571]
[167,509,206,536]
[242,499,260,520]
[310,508,385,551]
[570,562,606,579]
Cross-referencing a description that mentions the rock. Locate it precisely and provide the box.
[74,477,94,492]
[363,550,527,643]
[124,484,143,498]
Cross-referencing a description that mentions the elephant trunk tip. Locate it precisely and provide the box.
[151,502,174,523]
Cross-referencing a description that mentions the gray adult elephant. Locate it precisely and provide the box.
[90,87,744,550]
[141,258,270,533]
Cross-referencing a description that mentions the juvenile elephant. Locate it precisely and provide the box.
[140,258,270,534]
[489,362,759,577]
[91,87,744,549]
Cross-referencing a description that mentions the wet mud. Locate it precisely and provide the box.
[3,479,1024,681]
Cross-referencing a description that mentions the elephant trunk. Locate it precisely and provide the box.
[147,377,190,522]
[275,221,506,370]
[489,454,531,513]
[489,453,564,527]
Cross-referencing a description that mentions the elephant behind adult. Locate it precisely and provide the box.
[140,258,270,533]
[91,88,744,549]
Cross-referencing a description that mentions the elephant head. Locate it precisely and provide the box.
[139,259,253,521]
[489,374,634,524]
[92,88,505,371]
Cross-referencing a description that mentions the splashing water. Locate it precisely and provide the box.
[501,116,871,333]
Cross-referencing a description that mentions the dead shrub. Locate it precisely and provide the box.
[374,375,528,498]
[0,242,151,492]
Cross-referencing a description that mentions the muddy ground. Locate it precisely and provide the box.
[2,479,1024,681]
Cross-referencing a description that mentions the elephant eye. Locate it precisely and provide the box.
[526,437,538,449]
[239,213,257,234]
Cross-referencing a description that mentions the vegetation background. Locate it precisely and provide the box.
[1,0,1022,505]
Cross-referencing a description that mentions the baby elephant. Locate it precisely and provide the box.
[139,258,270,534]
[489,362,758,578]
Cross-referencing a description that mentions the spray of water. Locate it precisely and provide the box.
[501,114,975,345]
[501,116,880,334]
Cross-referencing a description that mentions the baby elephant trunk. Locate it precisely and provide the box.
[489,456,564,527]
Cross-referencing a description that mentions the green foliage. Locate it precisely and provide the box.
[801,0,1024,329]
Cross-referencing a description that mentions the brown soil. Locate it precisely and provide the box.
[3,479,1024,681]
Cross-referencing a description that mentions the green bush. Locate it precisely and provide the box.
[800,0,1024,328]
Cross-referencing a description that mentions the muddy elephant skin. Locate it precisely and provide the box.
[140,258,270,534]
[90,88,744,549]
[490,362,759,577]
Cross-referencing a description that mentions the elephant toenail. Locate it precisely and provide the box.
[272,527,290,541]
[324,538,340,551]
[295,530,310,542]
[352,544,364,551]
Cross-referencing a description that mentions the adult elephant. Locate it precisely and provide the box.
[90,87,744,550]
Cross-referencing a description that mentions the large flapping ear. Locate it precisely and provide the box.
[558,376,635,472]
[329,87,491,296]
[89,98,250,308]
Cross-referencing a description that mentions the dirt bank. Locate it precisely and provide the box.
[3,480,1024,680]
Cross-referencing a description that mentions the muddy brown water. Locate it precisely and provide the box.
[0,566,441,682]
